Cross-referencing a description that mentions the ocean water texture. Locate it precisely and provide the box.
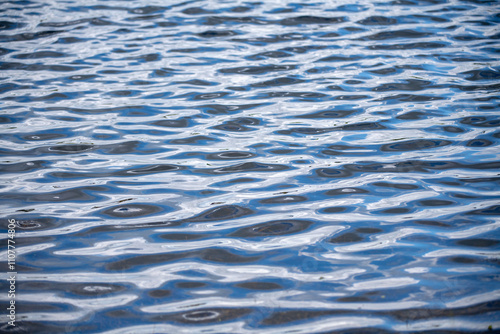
[0,0,499,333]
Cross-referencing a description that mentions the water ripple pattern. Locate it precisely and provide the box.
[1,0,499,333]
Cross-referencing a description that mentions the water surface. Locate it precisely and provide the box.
[1,0,499,333]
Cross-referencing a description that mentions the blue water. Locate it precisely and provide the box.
[1,0,499,333]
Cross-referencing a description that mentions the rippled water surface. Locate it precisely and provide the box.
[1,0,500,333]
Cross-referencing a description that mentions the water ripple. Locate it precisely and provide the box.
[1,0,499,333]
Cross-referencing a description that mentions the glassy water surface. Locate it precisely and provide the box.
[1,0,499,333]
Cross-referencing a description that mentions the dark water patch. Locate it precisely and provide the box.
[182,7,215,15]
[9,236,52,247]
[386,300,500,323]
[152,118,191,128]
[183,205,254,223]
[2,217,60,231]
[0,320,74,334]
[232,33,308,45]
[99,203,165,218]
[338,122,387,131]
[450,82,500,92]
[126,14,164,22]
[369,42,448,50]
[369,67,401,75]
[262,310,349,326]
[250,76,305,88]
[169,151,255,160]
[196,162,291,175]
[327,144,366,150]
[173,79,218,86]
[337,296,371,302]
[148,289,171,298]
[361,29,432,41]
[257,91,329,100]
[466,139,493,147]
[236,282,283,290]
[150,67,181,77]
[279,16,345,25]
[456,238,499,248]
[414,220,451,227]
[460,68,500,81]
[466,205,500,215]
[333,94,370,100]
[162,308,251,324]
[320,206,349,213]
[108,248,260,271]
[107,252,190,271]
[219,64,297,75]
[372,182,419,190]
[169,135,221,145]
[269,149,295,154]
[124,53,161,62]
[356,227,383,234]
[448,256,479,264]
[0,30,64,42]
[381,139,452,152]
[21,132,68,141]
[0,141,159,157]
[0,20,27,30]
[0,61,87,72]
[40,105,165,116]
[372,79,436,92]
[49,164,185,180]
[328,232,364,243]
[377,93,446,102]
[2,186,110,203]
[451,192,480,199]
[170,47,226,53]
[201,248,262,263]
[116,164,186,175]
[259,195,307,204]
[13,51,66,59]
[196,103,268,115]
[315,168,353,178]
[0,160,48,173]
[317,55,363,62]
[246,50,293,60]
[211,177,262,187]
[229,6,252,13]
[277,122,386,135]
[107,90,141,97]
[126,5,166,15]
[39,18,107,27]
[74,220,182,237]
[381,207,411,214]
[230,220,313,238]
[212,117,262,132]
[175,281,207,289]
[357,16,397,25]
[443,126,465,133]
[49,144,95,153]
[201,16,267,26]
[460,116,500,128]
[55,36,88,44]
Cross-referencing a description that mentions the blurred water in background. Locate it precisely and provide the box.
[0,0,499,333]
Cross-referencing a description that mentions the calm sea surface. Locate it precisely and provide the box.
[1,0,499,333]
